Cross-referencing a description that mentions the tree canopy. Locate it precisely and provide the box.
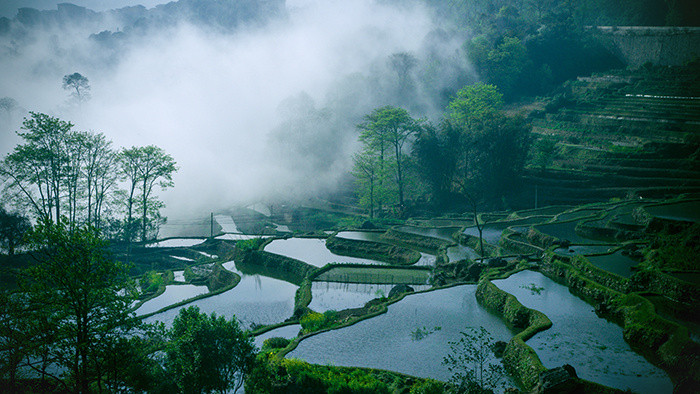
[62,72,91,103]
[167,306,255,394]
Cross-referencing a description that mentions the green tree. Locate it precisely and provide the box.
[0,207,31,255]
[0,291,32,390]
[1,114,120,233]
[20,219,136,393]
[412,121,459,210]
[1,112,73,222]
[447,84,530,203]
[117,145,177,242]
[389,51,418,98]
[83,132,118,230]
[358,106,418,211]
[352,148,380,218]
[447,83,503,129]
[62,72,91,103]
[443,326,505,393]
[166,306,256,394]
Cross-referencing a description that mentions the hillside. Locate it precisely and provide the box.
[518,61,700,207]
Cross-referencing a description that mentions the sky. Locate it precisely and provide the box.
[0,0,468,221]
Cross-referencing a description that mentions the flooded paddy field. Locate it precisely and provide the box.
[144,260,297,328]
[309,281,431,312]
[264,238,388,267]
[135,284,209,315]
[287,285,514,383]
[492,270,673,393]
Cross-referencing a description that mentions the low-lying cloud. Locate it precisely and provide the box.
[0,0,470,220]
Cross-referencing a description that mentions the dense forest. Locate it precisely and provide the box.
[1,0,699,393]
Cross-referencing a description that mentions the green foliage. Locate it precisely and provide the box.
[409,379,445,394]
[447,84,503,128]
[300,310,339,333]
[19,219,137,393]
[247,354,401,393]
[0,207,30,255]
[261,336,291,351]
[117,145,177,242]
[531,136,558,170]
[236,237,265,252]
[443,326,506,393]
[519,283,544,295]
[356,105,421,214]
[167,306,255,394]
[645,223,700,271]
[468,37,529,99]
[140,270,164,294]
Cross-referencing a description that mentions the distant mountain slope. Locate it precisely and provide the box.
[0,0,286,37]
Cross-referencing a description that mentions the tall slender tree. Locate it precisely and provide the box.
[117,146,177,242]
[358,106,418,211]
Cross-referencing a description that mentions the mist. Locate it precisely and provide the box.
[0,0,471,221]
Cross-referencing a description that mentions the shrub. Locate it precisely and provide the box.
[236,238,265,252]
[261,336,290,351]
[140,270,163,294]
[300,310,339,333]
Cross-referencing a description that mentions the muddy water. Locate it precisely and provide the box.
[492,270,672,393]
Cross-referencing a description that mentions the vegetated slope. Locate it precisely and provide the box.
[522,61,700,206]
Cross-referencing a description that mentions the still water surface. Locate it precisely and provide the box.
[135,284,209,315]
[264,238,388,267]
[144,260,297,329]
[309,281,431,312]
[287,285,514,383]
[492,270,672,393]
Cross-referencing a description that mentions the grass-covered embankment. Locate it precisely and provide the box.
[246,352,445,393]
[312,264,431,285]
[325,235,421,265]
[233,246,317,286]
[475,279,551,390]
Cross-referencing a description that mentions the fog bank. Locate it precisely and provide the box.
[0,0,470,220]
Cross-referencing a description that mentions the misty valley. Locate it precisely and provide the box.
[1,0,699,393]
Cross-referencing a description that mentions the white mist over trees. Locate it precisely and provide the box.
[0,0,471,220]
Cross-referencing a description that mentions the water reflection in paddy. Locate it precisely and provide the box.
[135,284,209,315]
[394,226,459,242]
[587,251,639,278]
[287,285,514,383]
[173,270,186,282]
[492,270,672,393]
[144,260,297,329]
[645,200,700,223]
[446,245,480,262]
[309,282,431,312]
[553,245,612,256]
[535,221,609,244]
[145,238,206,248]
[264,238,387,267]
[336,231,385,243]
